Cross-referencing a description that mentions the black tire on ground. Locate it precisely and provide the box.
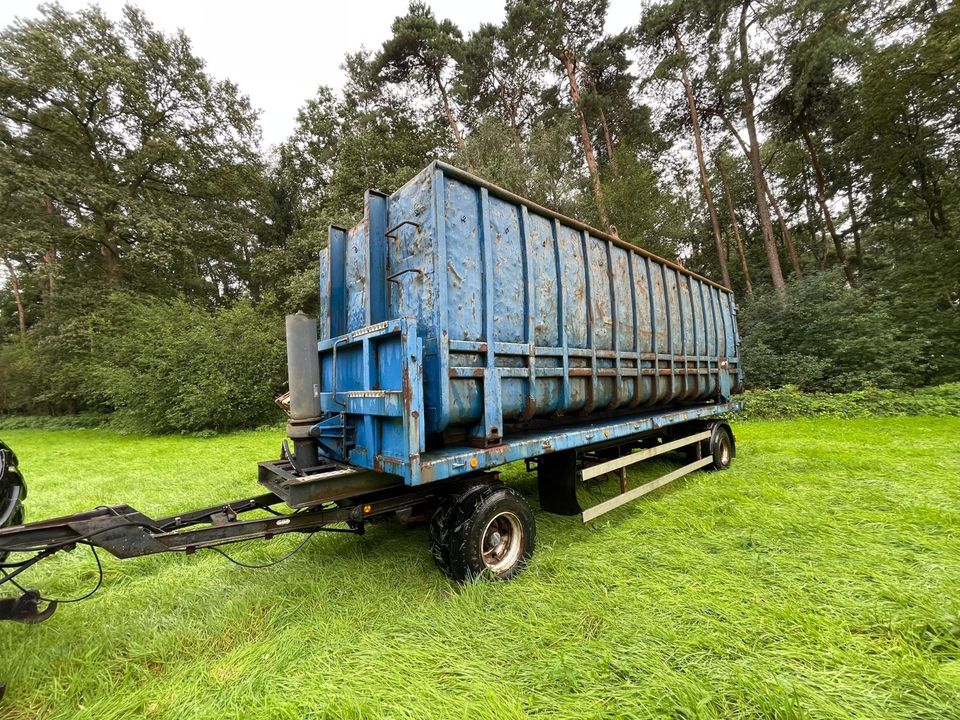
[428,494,459,577]
[444,485,536,583]
[0,441,26,563]
[428,484,490,578]
[707,423,735,471]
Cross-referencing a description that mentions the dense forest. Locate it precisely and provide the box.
[0,0,957,431]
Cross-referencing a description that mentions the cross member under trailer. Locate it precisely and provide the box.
[0,414,737,625]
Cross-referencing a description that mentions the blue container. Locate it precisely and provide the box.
[313,162,742,484]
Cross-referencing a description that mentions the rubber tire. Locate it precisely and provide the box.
[429,484,490,578]
[446,485,536,583]
[0,441,26,563]
[707,424,735,471]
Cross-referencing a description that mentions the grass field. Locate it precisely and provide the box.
[1,417,959,719]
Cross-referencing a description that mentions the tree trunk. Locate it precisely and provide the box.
[769,183,803,277]
[42,198,61,299]
[1,251,26,337]
[41,246,56,299]
[560,48,610,228]
[800,125,856,285]
[914,158,950,234]
[846,178,863,268]
[598,104,616,168]
[737,3,786,299]
[716,108,801,277]
[672,27,730,289]
[434,71,466,153]
[715,154,753,294]
[100,241,123,286]
[803,188,827,269]
[586,74,618,169]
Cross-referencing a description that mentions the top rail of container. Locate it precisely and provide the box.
[432,162,731,293]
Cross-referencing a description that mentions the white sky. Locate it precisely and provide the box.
[0,1,640,149]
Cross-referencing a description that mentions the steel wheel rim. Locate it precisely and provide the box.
[481,511,523,574]
[719,436,731,465]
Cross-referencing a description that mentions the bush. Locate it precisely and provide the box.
[89,295,287,433]
[737,383,960,421]
[0,341,46,413]
[0,292,287,433]
[738,270,925,392]
[0,414,109,431]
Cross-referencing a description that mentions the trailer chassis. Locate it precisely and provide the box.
[1,405,738,624]
[0,475,456,623]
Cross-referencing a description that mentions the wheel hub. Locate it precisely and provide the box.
[481,511,523,574]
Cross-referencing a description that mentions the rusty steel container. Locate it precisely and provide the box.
[317,162,742,451]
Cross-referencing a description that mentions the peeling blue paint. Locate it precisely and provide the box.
[314,162,743,486]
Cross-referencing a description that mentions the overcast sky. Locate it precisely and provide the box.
[0,1,639,148]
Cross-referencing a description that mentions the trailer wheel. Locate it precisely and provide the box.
[445,486,536,582]
[0,441,26,562]
[707,423,735,471]
[429,484,492,578]
[428,495,459,577]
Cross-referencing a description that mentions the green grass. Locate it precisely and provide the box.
[1,418,959,719]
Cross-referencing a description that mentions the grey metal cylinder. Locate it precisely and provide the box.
[285,313,321,423]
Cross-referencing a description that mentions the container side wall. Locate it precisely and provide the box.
[444,178,483,343]
[529,212,561,416]
[611,244,634,407]
[490,194,527,421]
[384,168,442,433]
[315,162,741,454]
[490,196,525,344]
[443,176,483,427]
[632,254,654,405]
[558,226,588,413]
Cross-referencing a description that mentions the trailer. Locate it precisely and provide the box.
[0,162,742,624]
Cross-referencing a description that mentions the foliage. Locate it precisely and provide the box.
[0,293,286,433]
[738,382,960,420]
[0,413,109,431]
[0,4,266,311]
[0,339,48,414]
[372,0,465,152]
[1,0,959,429]
[739,270,925,392]
[2,417,959,717]
[88,295,286,433]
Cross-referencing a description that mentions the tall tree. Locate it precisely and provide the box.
[730,0,787,297]
[770,0,862,285]
[458,23,549,138]
[715,152,752,293]
[580,32,649,166]
[641,3,730,287]
[507,0,612,227]
[713,111,804,277]
[0,4,265,304]
[374,2,467,152]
